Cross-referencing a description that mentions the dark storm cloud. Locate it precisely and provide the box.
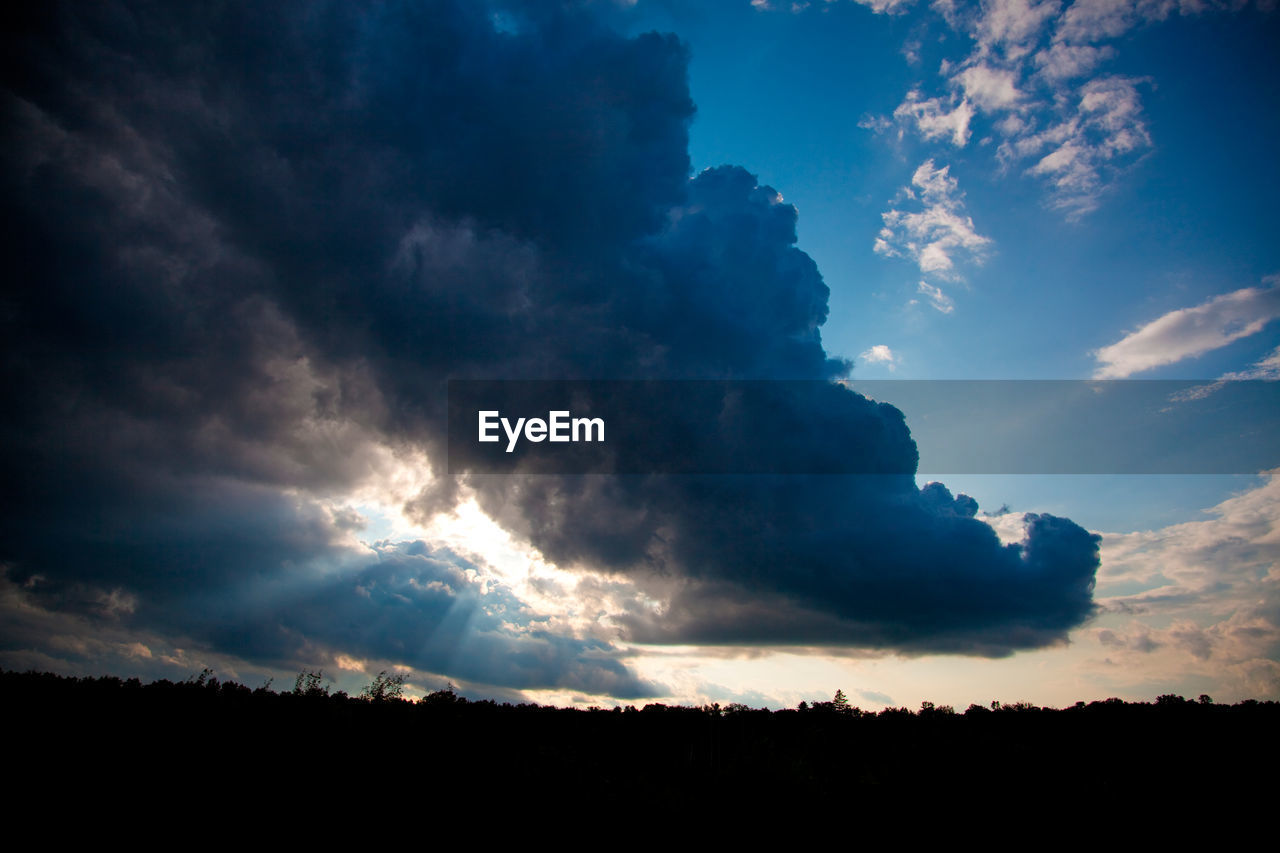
[449,172,1100,653]
[594,495,1097,654]
[2,0,686,691]
[1,0,1100,686]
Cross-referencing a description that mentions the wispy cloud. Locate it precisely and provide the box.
[971,0,1063,59]
[1093,279,1280,378]
[850,0,918,12]
[838,0,1261,213]
[1032,41,1115,81]
[1053,0,1244,44]
[754,0,917,10]
[892,90,975,146]
[875,160,991,281]
[1169,345,1280,401]
[1009,75,1151,215]
[915,280,956,313]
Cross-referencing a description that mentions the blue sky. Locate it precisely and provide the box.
[614,0,1280,536]
[2,0,1277,711]
[609,0,1280,707]
[619,1,1280,383]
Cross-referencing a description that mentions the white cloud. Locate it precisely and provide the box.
[1006,75,1151,215]
[1217,344,1280,381]
[994,113,1030,137]
[874,160,991,278]
[971,0,1063,59]
[893,91,975,146]
[1078,75,1149,154]
[916,280,956,313]
[1091,470,1280,699]
[1033,41,1115,81]
[910,158,960,198]
[952,63,1026,110]
[857,113,893,134]
[869,0,1257,215]
[1055,0,1166,42]
[850,0,919,12]
[1053,0,1232,45]
[1169,344,1280,401]
[1092,280,1280,378]
[762,0,920,10]
[859,344,900,369]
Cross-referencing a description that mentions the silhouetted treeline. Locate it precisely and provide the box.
[5,668,1276,812]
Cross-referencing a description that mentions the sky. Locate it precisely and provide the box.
[2,0,1278,710]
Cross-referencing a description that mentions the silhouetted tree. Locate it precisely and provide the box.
[360,670,406,702]
[293,670,329,699]
[185,668,215,688]
[422,684,460,706]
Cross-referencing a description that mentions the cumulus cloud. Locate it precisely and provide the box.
[1093,280,1280,378]
[1,0,1102,691]
[859,344,900,369]
[875,160,991,280]
[953,64,1026,111]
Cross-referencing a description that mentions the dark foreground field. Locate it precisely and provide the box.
[6,669,1276,814]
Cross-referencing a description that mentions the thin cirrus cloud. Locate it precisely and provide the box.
[1170,345,1280,402]
[1092,278,1280,378]
[916,281,956,314]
